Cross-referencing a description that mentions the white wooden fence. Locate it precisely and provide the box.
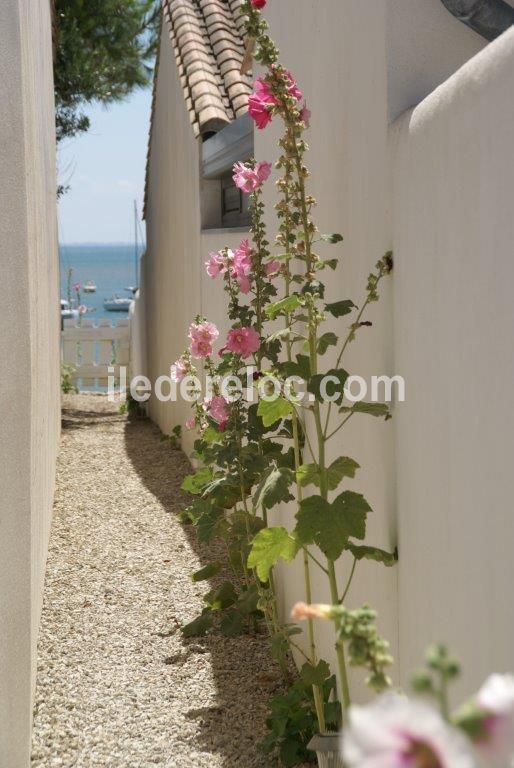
[61,318,130,387]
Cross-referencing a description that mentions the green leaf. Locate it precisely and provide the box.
[236,585,260,615]
[192,562,222,582]
[182,609,213,637]
[298,458,360,490]
[281,354,311,380]
[266,295,302,321]
[295,491,371,560]
[302,280,325,298]
[347,543,397,567]
[181,467,213,495]
[296,463,320,488]
[253,466,295,511]
[322,258,338,271]
[257,396,293,427]
[325,299,356,318]
[327,456,360,489]
[307,368,349,403]
[204,581,237,611]
[340,402,391,418]
[317,332,337,355]
[321,233,344,243]
[280,739,304,767]
[300,659,331,687]
[248,527,299,582]
[196,504,224,543]
[266,328,292,345]
[220,610,245,637]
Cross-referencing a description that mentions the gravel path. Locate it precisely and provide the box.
[31,394,283,767]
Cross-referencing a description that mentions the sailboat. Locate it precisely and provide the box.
[104,201,141,312]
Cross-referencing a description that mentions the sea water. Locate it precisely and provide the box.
[60,243,145,322]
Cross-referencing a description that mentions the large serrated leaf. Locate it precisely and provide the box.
[182,609,213,637]
[340,402,391,418]
[257,396,293,427]
[266,295,302,320]
[317,332,338,355]
[325,299,356,318]
[191,562,222,582]
[253,466,295,511]
[181,467,213,495]
[300,659,331,687]
[295,491,371,560]
[247,527,299,581]
[347,543,397,567]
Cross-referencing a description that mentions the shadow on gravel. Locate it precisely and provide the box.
[123,413,284,767]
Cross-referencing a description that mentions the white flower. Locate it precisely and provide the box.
[475,674,514,766]
[343,694,477,768]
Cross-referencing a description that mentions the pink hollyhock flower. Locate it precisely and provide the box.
[300,103,311,128]
[226,326,260,358]
[283,71,303,102]
[188,321,219,345]
[474,674,514,765]
[205,250,226,278]
[188,321,218,358]
[171,358,188,383]
[248,78,277,129]
[233,161,271,193]
[232,239,252,294]
[265,259,280,277]
[207,395,230,430]
[190,339,213,359]
[343,695,476,768]
[185,417,196,430]
[250,0,266,8]
[291,602,332,621]
[256,161,272,184]
[73,283,81,292]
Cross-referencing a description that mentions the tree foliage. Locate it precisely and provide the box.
[54,0,160,142]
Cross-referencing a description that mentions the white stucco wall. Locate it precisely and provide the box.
[392,26,514,700]
[0,0,59,764]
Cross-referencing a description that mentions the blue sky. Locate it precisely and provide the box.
[57,87,152,244]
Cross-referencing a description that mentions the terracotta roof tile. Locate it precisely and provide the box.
[144,1,251,219]
[163,0,252,137]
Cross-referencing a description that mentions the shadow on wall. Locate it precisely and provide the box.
[123,415,287,766]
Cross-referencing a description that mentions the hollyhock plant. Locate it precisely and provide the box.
[207,395,230,430]
[188,321,219,345]
[291,602,333,621]
[300,103,311,128]
[283,70,303,102]
[232,239,252,293]
[188,320,219,358]
[344,696,477,768]
[225,326,260,358]
[205,250,228,278]
[185,417,196,430]
[171,357,188,383]
[265,259,280,277]
[472,674,514,765]
[233,160,271,192]
[248,79,278,129]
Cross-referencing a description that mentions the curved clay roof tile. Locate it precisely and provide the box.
[163,0,252,137]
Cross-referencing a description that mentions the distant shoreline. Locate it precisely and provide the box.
[60,242,141,248]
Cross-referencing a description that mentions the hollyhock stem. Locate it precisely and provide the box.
[286,111,352,716]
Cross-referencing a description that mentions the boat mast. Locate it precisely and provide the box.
[134,199,138,289]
